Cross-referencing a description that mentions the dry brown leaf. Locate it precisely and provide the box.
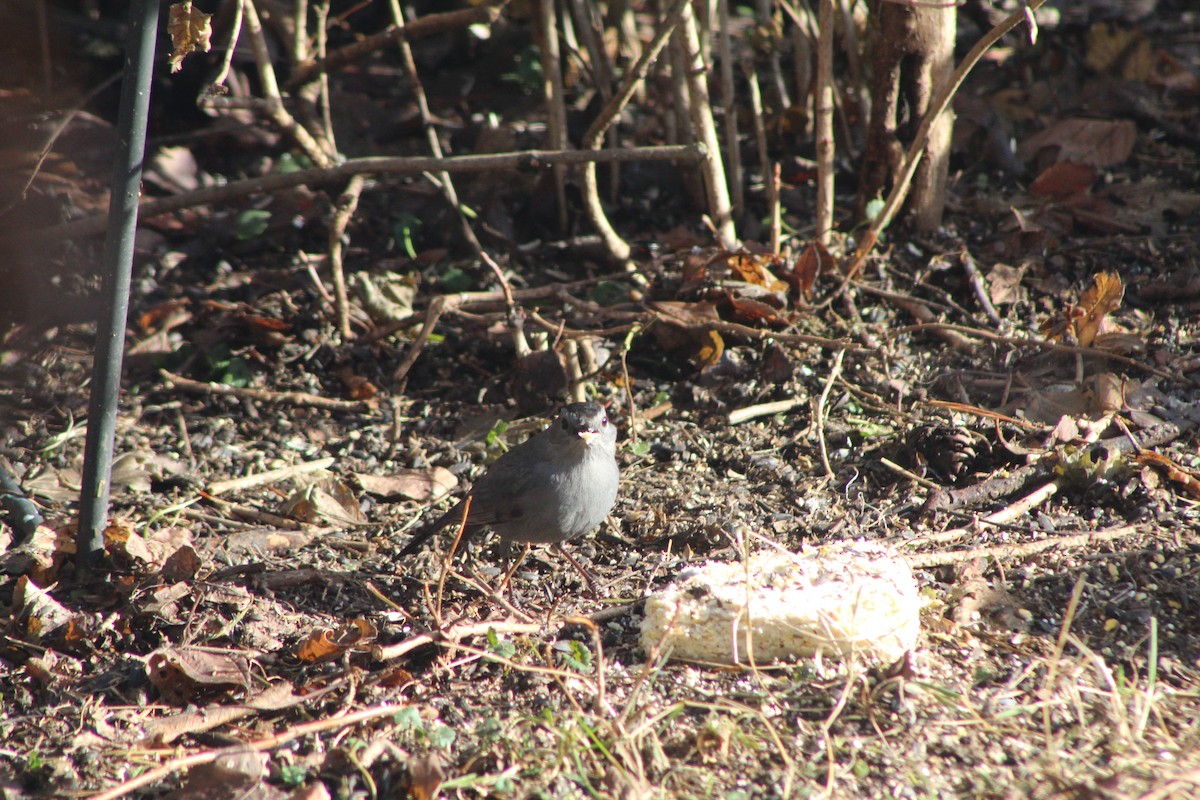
[1085,22,1153,81]
[986,263,1027,306]
[224,529,314,553]
[0,524,74,583]
[788,241,835,300]
[355,467,458,502]
[15,576,76,638]
[296,618,377,662]
[167,1,213,73]
[147,647,252,702]
[726,252,788,293]
[648,301,726,366]
[171,751,271,799]
[1136,452,1200,499]
[281,479,366,526]
[339,371,379,401]
[697,328,725,367]
[407,753,446,800]
[138,298,192,332]
[1041,271,1124,346]
[724,293,786,326]
[1018,118,1137,168]
[1073,271,1125,346]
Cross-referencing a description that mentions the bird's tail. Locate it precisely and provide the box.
[397,498,473,557]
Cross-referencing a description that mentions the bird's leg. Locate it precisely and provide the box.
[498,541,531,597]
[553,544,600,597]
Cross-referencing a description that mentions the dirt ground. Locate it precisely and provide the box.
[3,1,1200,798]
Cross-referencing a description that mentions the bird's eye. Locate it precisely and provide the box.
[600,416,608,427]
[560,418,569,430]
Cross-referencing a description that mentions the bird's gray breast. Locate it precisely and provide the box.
[490,445,618,544]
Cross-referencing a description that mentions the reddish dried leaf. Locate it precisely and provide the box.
[1029,161,1096,198]
[789,241,835,299]
[682,252,709,283]
[1136,452,1200,499]
[137,299,191,332]
[725,293,785,326]
[243,314,290,332]
[296,619,376,662]
[337,365,379,401]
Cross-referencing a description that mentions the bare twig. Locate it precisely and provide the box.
[728,397,806,425]
[387,0,482,255]
[717,0,743,218]
[814,0,835,245]
[20,145,704,245]
[238,0,334,166]
[206,457,336,496]
[959,247,1002,327]
[536,0,569,233]
[286,2,506,90]
[902,524,1144,568]
[160,370,373,412]
[814,348,846,476]
[329,174,365,340]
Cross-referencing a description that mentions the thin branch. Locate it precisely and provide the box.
[18,145,705,244]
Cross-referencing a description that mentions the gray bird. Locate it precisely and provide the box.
[399,402,619,576]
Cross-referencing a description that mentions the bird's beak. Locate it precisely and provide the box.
[578,429,598,445]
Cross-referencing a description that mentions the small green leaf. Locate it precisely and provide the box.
[276,152,311,173]
[628,441,651,457]
[864,197,885,223]
[236,209,271,240]
[486,628,516,659]
[393,706,423,731]
[392,212,422,259]
[428,722,456,749]
[440,266,474,293]
[485,419,510,451]
[216,358,252,388]
[275,763,308,787]
[589,280,629,307]
[554,640,592,673]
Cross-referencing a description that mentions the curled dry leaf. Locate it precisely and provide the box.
[1041,270,1124,347]
[281,479,367,526]
[15,576,76,638]
[167,0,212,73]
[147,647,252,702]
[725,252,789,294]
[648,301,726,367]
[296,618,378,662]
[0,524,74,584]
[173,751,267,797]
[786,241,834,300]
[1085,22,1153,81]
